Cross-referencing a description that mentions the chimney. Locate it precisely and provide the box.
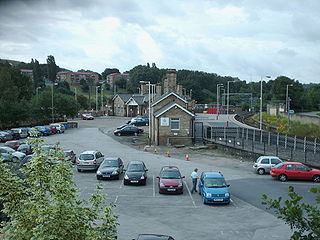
[140,84,149,95]
[156,84,162,99]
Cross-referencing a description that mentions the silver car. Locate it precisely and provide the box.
[253,156,283,175]
[0,146,26,162]
[76,150,104,172]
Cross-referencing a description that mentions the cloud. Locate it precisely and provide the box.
[0,0,319,83]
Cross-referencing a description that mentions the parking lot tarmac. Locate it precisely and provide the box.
[42,117,296,240]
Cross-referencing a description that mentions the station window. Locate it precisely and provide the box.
[171,118,180,130]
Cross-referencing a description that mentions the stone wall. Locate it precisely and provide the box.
[113,97,126,116]
[279,113,320,125]
[153,95,187,112]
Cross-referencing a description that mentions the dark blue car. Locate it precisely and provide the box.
[34,126,52,136]
[198,172,230,204]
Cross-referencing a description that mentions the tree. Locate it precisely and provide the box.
[101,68,120,80]
[262,186,320,239]
[33,59,45,88]
[0,139,118,240]
[47,55,58,83]
[80,79,89,92]
[77,95,89,109]
[115,76,127,89]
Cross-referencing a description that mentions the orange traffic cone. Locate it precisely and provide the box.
[166,151,171,157]
[185,153,190,161]
[154,148,158,154]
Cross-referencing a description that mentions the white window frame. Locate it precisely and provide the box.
[170,118,180,131]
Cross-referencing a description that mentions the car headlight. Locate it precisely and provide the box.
[206,193,212,197]
[124,175,129,180]
[178,183,183,187]
[96,171,102,175]
[160,183,165,187]
[225,193,230,197]
[140,175,145,180]
[112,170,118,175]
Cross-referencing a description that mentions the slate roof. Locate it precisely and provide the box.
[153,102,195,118]
[151,91,187,107]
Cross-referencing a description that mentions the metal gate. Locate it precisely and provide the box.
[194,122,203,142]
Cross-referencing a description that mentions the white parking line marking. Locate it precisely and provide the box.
[152,175,155,197]
[114,195,118,203]
[184,180,196,208]
[230,198,238,208]
[119,181,124,189]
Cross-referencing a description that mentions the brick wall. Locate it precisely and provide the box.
[153,95,187,112]
[113,97,126,116]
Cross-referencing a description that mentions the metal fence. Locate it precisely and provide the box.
[204,126,320,164]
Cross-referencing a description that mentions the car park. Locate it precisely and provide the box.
[198,171,230,204]
[124,161,148,185]
[253,156,283,175]
[96,157,124,180]
[133,234,175,240]
[270,162,320,182]
[114,125,143,136]
[4,130,20,140]
[0,131,13,141]
[26,127,41,137]
[11,128,28,138]
[76,150,104,172]
[82,113,94,120]
[0,146,26,162]
[17,144,33,155]
[4,140,22,151]
[157,166,184,194]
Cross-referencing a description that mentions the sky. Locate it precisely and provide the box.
[1,0,320,83]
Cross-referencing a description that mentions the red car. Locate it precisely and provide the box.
[270,162,320,182]
[46,125,58,134]
[4,140,21,151]
[82,114,94,120]
[157,166,185,194]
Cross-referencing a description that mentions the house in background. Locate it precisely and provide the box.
[57,71,99,86]
[112,94,151,117]
[106,73,130,88]
[20,69,33,81]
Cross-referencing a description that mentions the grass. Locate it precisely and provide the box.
[250,113,320,138]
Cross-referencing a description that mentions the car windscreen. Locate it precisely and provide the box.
[127,164,144,172]
[1,147,14,153]
[161,171,181,179]
[5,142,16,146]
[204,178,227,188]
[79,154,94,160]
[18,145,30,150]
[101,160,119,167]
[274,163,284,169]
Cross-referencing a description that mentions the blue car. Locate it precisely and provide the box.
[34,126,51,136]
[198,172,230,204]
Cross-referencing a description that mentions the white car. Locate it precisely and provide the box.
[50,124,65,133]
[253,156,283,175]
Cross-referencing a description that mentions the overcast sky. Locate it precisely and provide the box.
[1,0,320,83]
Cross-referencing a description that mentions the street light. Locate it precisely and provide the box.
[101,86,104,114]
[286,84,293,130]
[96,86,100,112]
[140,81,151,144]
[227,80,236,121]
[260,76,271,130]
[216,84,223,116]
[51,82,58,123]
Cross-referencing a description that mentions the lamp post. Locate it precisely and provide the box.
[227,80,236,121]
[260,76,271,130]
[216,84,223,116]
[36,86,41,104]
[51,83,58,123]
[101,86,104,113]
[286,84,293,130]
[96,86,100,112]
[140,81,151,144]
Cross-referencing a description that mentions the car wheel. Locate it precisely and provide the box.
[198,189,201,195]
[77,168,82,172]
[97,176,102,180]
[117,133,121,136]
[123,181,128,185]
[312,175,320,183]
[257,168,265,175]
[12,157,19,163]
[278,174,287,182]
[134,132,138,136]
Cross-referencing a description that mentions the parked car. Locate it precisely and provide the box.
[0,131,13,141]
[157,166,185,194]
[270,162,320,182]
[114,125,143,136]
[76,150,104,172]
[4,140,22,151]
[11,128,28,138]
[253,156,283,175]
[26,127,41,137]
[63,150,76,163]
[82,114,94,120]
[133,234,175,240]
[47,125,58,134]
[198,171,230,204]
[116,124,129,130]
[17,144,33,155]
[0,146,26,162]
[4,130,20,140]
[96,157,124,180]
[130,117,149,126]
[123,161,148,185]
[34,126,51,136]
[127,116,148,124]
[50,123,65,133]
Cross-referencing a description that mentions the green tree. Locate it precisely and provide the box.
[101,68,120,80]
[47,55,58,83]
[262,186,320,239]
[80,79,89,92]
[115,76,127,89]
[77,95,89,109]
[0,139,118,240]
[33,59,45,88]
